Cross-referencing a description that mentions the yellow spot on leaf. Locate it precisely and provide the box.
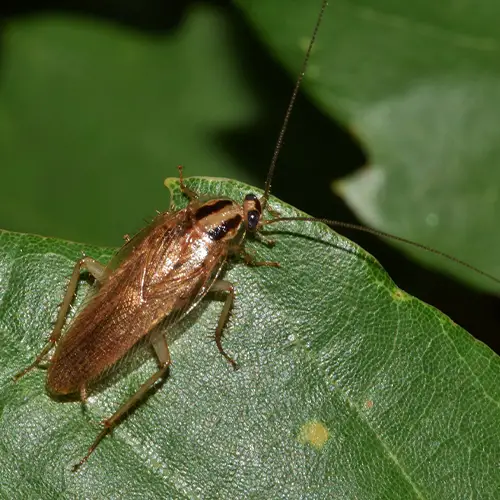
[298,420,329,449]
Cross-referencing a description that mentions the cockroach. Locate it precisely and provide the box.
[13,0,500,471]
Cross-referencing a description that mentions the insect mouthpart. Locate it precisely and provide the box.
[243,193,262,231]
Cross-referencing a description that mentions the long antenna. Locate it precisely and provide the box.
[263,216,500,285]
[257,2,500,287]
[262,0,328,208]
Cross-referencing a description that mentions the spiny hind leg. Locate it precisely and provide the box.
[73,333,171,471]
[177,165,199,201]
[13,256,108,381]
[210,280,240,370]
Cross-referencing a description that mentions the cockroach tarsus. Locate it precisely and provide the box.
[12,0,500,471]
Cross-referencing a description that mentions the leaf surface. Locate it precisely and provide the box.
[1,178,499,499]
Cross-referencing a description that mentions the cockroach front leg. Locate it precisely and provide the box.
[177,165,199,200]
[13,256,108,381]
[73,331,171,472]
[254,232,276,248]
[211,280,239,370]
[234,246,280,268]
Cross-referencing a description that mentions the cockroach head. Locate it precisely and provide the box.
[243,193,262,232]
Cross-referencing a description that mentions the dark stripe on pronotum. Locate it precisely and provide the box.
[207,215,242,241]
[195,199,232,221]
[244,193,262,213]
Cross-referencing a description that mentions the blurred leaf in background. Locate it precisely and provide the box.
[241,0,500,292]
[0,1,263,246]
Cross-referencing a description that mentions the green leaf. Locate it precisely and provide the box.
[237,0,500,292]
[1,178,499,498]
[0,4,260,247]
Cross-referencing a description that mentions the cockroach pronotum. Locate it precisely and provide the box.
[13,0,500,471]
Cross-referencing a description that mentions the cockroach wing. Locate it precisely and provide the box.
[47,209,228,395]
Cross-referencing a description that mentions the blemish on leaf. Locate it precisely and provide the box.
[298,420,329,449]
[365,400,374,409]
[392,288,410,301]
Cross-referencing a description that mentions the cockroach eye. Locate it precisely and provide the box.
[247,210,260,231]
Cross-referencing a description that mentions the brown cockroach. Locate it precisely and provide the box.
[13,0,500,471]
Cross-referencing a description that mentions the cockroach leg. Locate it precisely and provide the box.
[13,257,108,382]
[150,329,172,367]
[237,247,280,268]
[177,165,199,200]
[73,334,171,472]
[210,280,238,370]
[80,386,88,403]
[254,232,276,248]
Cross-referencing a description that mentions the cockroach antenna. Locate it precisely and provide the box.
[262,217,500,285]
[262,0,328,209]
[260,0,500,286]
